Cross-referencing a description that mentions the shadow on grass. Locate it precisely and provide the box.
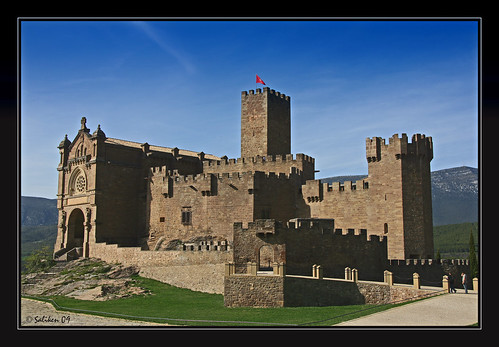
[22,275,418,327]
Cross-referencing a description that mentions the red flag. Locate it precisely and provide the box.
[256,74,266,85]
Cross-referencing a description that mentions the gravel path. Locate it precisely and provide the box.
[20,298,171,327]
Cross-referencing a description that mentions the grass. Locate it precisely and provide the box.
[24,275,410,327]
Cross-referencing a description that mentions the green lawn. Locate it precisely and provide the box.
[24,275,407,327]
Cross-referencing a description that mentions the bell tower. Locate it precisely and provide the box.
[241,87,291,158]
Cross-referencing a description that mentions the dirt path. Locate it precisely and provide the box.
[20,298,171,327]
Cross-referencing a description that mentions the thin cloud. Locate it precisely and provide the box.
[131,21,196,74]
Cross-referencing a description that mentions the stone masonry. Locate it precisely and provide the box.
[53,86,445,300]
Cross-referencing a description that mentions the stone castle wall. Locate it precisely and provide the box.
[302,133,434,260]
[55,88,444,306]
[224,272,443,308]
[203,153,315,183]
[233,219,388,280]
[90,241,232,294]
[147,168,306,248]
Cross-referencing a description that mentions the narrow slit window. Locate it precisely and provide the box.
[181,208,192,225]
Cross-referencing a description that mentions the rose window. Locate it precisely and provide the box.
[75,175,86,193]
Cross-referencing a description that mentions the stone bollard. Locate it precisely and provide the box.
[312,264,318,278]
[278,263,286,277]
[443,275,449,293]
[247,262,257,276]
[384,270,393,286]
[225,262,235,276]
[316,265,323,279]
[352,268,358,282]
[473,277,478,292]
[345,267,352,281]
[413,273,420,289]
[273,262,279,275]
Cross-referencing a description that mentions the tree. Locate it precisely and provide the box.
[468,229,478,280]
[436,249,441,262]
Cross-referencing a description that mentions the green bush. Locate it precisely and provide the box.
[23,246,56,274]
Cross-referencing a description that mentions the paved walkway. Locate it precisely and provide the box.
[335,291,479,327]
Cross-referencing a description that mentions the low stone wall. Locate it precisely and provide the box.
[91,242,232,294]
[224,275,284,307]
[224,273,444,307]
[140,264,226,294]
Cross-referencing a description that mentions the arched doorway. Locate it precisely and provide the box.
[66,208,84,250]
[258,245,274,271]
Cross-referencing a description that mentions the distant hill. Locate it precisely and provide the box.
[320,166,478,226]
[430,166,478,226]
[20,196,57,226]
[433,222,478,259]
[20,197,58,259]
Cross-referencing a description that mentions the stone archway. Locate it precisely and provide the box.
[258,245,274,271]
[66,208,84,251]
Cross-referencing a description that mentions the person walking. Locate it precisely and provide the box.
[461,272,468,294]
[448,273,456,293]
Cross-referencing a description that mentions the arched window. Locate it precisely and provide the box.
[258,245,274,271]
[384,223,389,234]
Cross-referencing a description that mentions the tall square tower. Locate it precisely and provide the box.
[241,87,291,158]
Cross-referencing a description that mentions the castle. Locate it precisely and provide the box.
[54,87,464,306]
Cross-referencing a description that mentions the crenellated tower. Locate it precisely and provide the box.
[241,87,291,158]
[366,133,434,259]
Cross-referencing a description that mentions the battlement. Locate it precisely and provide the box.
[203,153,314,169]
[388,258,469,267]
[163,169,301,183]
[180,239,231,252]
[150,165,303,198]
[366,133,433,162]
[202,153,315,183]
[302,178,370,203]
[236,218,384,244]
[241,87,290,102]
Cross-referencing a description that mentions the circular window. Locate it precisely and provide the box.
[75,175,86,193]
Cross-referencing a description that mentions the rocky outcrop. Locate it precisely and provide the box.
[21,258,149,301]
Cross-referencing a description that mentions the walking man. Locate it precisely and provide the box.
[461,272,468,294]
[448,273,456,293]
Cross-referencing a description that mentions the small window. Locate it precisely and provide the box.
[384,223,388,234]
[181,209,192,225]
[159,217,165,222]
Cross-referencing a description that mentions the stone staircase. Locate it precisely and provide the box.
[53,247,83,261]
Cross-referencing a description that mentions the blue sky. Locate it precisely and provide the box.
[20,20,479,199]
